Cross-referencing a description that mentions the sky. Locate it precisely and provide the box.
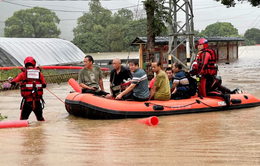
[0,0,260,41]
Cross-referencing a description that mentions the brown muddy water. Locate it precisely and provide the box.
[1,46,260,166]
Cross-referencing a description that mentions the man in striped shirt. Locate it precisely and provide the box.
[115,60,150,101]
[171,62,191,100]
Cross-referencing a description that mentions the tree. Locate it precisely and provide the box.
[72,25,109,53]
[4,7,60,38]
[194,30,202,37]
[73,0,114,53]
[143,0,168,80]
[244,28,260,45]
[113,8,134,25]
[200,22,239,37]
[105,24,124,52]
[72,0,147,53]
[73,0,112,36]
[216,0,260,7]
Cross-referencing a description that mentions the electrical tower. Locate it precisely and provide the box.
[167,0,196,69]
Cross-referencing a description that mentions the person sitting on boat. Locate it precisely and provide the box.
[191,38,231,106]
[165,67,174,89]
[171,62,191,100]
[8,56,46,121]
[115,60,150,101]
[110,58,132,98]
[149,61,171,101]
[78,55,110,98]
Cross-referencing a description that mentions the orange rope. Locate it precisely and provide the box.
[45,88,68,106]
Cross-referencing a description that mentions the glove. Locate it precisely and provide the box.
[8,77,13,82]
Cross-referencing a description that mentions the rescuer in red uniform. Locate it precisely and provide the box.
[191,38,231,106]
[9,57,47,121]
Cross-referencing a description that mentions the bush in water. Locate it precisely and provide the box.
[0,113,8,121]
[0,68,61,80]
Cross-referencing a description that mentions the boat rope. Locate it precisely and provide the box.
[144,101,198,109]
[145,99,221,110]
[46,87,68,106]
[195,99,221,109]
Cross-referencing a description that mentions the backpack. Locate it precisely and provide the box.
[185,72,197,96]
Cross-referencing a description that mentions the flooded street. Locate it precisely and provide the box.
[1,46,260,166]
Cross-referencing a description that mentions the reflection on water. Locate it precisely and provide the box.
[1,46,260,165]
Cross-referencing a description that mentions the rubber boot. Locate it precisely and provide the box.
[224,94,230,107]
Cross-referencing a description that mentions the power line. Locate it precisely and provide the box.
[194,5,224,10]
[196,9,259,22]
[247,14,260,30]
[3,0,88,12]
[3,0,119,2]
[2,0,141,12]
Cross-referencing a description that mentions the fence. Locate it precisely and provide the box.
[0,71,110,91]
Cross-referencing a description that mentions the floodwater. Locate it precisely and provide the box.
[1,46,260,166]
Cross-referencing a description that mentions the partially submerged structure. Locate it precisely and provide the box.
[0,38,86,67]
[131,36,244,69]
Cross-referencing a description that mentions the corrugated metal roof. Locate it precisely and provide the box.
[0,38,86,67]
[131,36,244,45]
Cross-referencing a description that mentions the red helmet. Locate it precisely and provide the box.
[198,38,208,49]
[24,56,36,68]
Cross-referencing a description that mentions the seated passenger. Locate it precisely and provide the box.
[115,60,150,101]
[171,62,191,100]
[165,67,174,89]
[110,58,132,97]
[149,61,171,101]
[78,55,110,98]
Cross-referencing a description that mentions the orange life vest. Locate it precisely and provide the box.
[197,48,218,76]
[20,68,44,100]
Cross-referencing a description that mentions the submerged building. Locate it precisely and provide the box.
[131,36,244,69]
[0,38,86,67]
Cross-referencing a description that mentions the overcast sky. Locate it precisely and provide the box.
[0,0,259,41]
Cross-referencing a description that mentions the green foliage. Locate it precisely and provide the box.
[0,68,21,80]
[143,0,168,36]
[194,30,203,37]
[122,19,148,51]
[4,7,61,38]
[215,0,260,7]
[0,68,60,80]
[73,0,112,36]
[72,0,147,53]
[41,69,59,76]
[243,28,260,45]
[0,113,8,121]
[199,22,239,37]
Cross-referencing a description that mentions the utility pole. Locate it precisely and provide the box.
[167,0,196,70]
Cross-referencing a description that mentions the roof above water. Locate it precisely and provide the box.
[0,38,86,67]
[131,36,244,45]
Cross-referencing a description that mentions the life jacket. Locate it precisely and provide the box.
[197,48,218,76]
[20,68,43,100]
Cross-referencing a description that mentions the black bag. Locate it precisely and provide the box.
[111,72,121,97]
[185,72,197,96]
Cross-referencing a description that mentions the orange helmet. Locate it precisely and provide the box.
[198,38,208,49]
[24,56,36,68]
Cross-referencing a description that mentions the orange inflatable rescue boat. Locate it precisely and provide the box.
[65,80,260,119]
